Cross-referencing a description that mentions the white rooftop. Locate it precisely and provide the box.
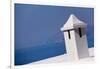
[61,14,87,31]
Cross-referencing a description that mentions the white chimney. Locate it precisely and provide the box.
[61,14,89,61]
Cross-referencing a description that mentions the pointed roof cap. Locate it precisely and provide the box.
[61,14,87,31]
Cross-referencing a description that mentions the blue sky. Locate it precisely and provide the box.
[15,4,94,49]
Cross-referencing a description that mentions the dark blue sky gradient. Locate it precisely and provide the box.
[15,4,94,49]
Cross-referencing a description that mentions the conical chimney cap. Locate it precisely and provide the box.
[61,14,87,31]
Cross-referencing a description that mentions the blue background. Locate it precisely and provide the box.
[15,3,94,65]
